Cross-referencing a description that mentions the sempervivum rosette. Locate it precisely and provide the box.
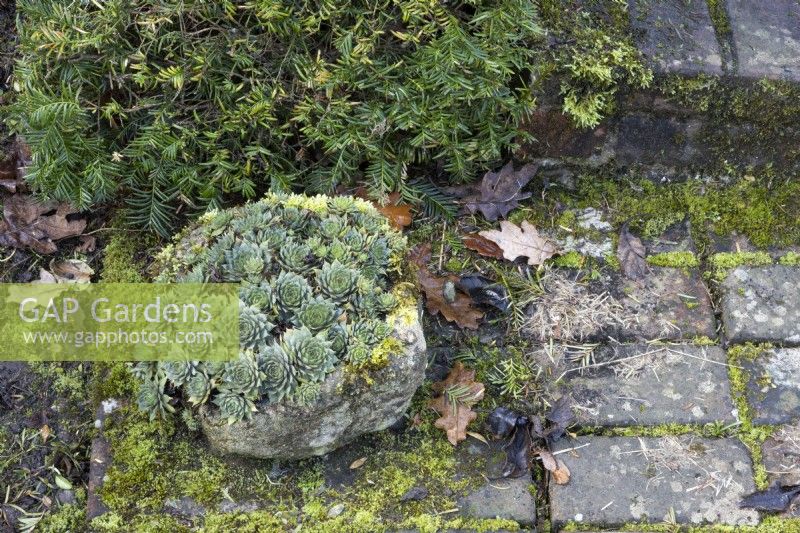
[281,327,336,383]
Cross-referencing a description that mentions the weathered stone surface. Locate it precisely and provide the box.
[742,347,800,425]
[567,344,734,426]
[612,114,710,168]
[762,423,800,486]
[629,0,723,75]
[200,313,427,459]
[728,0,800,81]
[618,267,717,341]
[457,476,537,527]
[721,266,800,345]
[761,423,800,516]
[454,438,537,526]
[549,436,759,528]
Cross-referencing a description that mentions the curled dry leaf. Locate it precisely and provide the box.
[0,195,87,254]
[462,233,504,259]
[739,483,800,511]
[457,274,510,313]
[538,449,571,485]
[479,220,558,266]
[349,457,367,470]
[617,223,648,281]
[37,259,94,284]
[465,161,539,221]
[410,244,484,330]
[429,362,485,446]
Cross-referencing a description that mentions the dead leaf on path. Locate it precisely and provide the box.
[465,161,539,221]
[617,223,648,281]
[76,235,97,253]
[349,457,367,470]
[410,244,484,330]
[538,449,571,485]
[462,233,504,259]
[0,195,87,254]
[37,259,94,283]
[479,220,558,266]
[429,362,485,445]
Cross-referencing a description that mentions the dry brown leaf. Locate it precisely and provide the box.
[552,458,571,484]
[37,259,94,284]
[352,189,413,229]
[617,223,648,281]
[410,244,484,330]
[465,161,539,221]
[76,235,97,253]
[349,457,367,470]
[462,233,504,259]
[429,363,485,446]
[479,220,558,266]
[538,449,571,485]
[0,195,87,254]
[40,424,52,443]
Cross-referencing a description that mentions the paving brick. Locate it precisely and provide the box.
[728,0,800,81]
[742,347,800,425]
[721,266,800,345]
[549,436,758,528]
[617,267,717,341]
[567,344,735,426]
[629,0,723,75]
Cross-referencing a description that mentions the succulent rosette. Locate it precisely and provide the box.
[140,193,407,423]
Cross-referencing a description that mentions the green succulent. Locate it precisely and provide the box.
[282,327,336,382]
[160,361,195,387]
[327,240,350,263]
[239,302,275,350]
[200,361,225,378]
[258,344,296,403]
[213,389,257,424]
[327,324,348,357]
[289,381,322,407]
[274,271,312,313]
[130,361,159,381]
[375,292,398,313]
[140,193,409,423]
[186,372,213,406]
[346,340,372,367]
[278,239,313,273]
[317,261,358,303]
[319,216,347,240]
[221,351,263,398]
[350,318,391,346]
[137,378,175,421]
[296,296,338,333]
[239,282,273,312]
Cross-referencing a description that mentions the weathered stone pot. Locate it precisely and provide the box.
[199,306,426,460]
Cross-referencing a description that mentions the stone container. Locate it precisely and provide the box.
[199,305,426,460]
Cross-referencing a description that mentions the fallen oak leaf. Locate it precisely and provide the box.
[479,220,558,266]
[429,362,485,446]
[617,222,648,281]
[0,195,87,254]
[410,244,484,330]
[465,161,539,221]
[462,233,504,259]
